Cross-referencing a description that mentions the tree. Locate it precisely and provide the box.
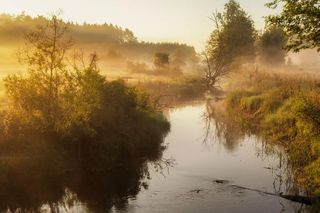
[5,15,72,130]
[204,0,256,89]
[258,27,287,66]
[122,28,138,43]
[4,15,104,135]
[266,0,320,52]
[153,53,169,69]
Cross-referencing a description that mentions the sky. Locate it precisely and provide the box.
[0,0,280,51]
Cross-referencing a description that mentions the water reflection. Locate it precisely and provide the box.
[202,99,244,151]
[203,99,305,205]
[0,137,173,212]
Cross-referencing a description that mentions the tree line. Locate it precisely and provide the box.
[0,13,197,69]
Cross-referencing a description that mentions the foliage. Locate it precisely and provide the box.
[257,27,287,65]
[150,53,185,76]
[5,15,71,131]
[204,0,256,89]
[4,15,105,136]
[266,0,320,52]
[154,53,170,69]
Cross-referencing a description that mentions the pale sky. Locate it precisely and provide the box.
[0,0,280,51]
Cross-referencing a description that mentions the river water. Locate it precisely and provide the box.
[111,101,303,213]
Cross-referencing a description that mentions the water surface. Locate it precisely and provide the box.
[118,102,303,213]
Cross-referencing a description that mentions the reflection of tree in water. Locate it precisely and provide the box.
[0,135,174,213]
[255,142,309,212]
[258,141,303,199]
[202,99,244,151]
[202,99,303,200]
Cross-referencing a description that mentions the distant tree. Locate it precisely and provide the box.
[122,28,138,43]
[258,27,287,66]
[153,53,170,69]
[266,0,320,52]
[204,0,256,89]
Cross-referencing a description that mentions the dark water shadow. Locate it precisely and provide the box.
[0,132,173,212]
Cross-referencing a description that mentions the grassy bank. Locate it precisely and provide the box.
[133,76,206,107]
[225,70,320,196]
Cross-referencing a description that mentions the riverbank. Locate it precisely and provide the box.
[224,69,320,200]
[132,77,207,108]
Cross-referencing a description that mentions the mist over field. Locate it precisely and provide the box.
[0,14,199,77]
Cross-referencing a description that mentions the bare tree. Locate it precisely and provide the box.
[202,51,230,90]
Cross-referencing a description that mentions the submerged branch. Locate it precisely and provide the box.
[230,184,319,205]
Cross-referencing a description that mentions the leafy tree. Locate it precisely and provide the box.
[122,28,138,43]
[5,15,72,130]
[266,0,320,52]
[153,53,170,69]
[258,27,287,65]
[204,0,256,89]
[4,15,104,135]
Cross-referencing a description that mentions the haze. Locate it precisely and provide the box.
[0,0,279,51]
[0,0,319,212]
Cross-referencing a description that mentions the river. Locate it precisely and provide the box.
[111,101,304,213]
